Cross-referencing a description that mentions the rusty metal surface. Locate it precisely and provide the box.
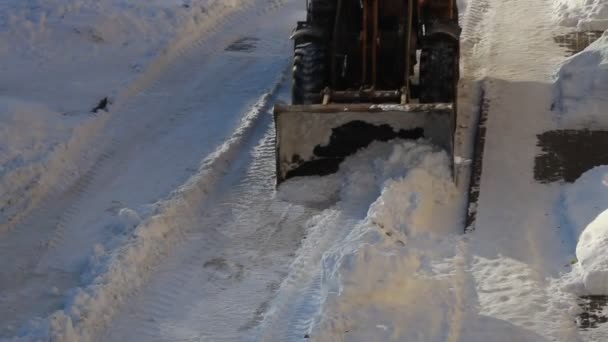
[274,105,455,183]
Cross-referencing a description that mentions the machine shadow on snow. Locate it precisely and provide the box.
[465,315,551,342]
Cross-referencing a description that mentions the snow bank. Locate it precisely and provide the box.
[553,31,608,121]
[554,0,608,31]
[0,0,228,62]
[10,89,276,342]
[562,166,608,295]
[309,142,465,341]
[576,209,608,294]
[0,97,105,230]
[563,166,608,235]
[0,0,248,230]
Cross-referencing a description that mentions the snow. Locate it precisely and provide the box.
[3,0,608,340]
[576,209,608,295]
[0,0,291,340]
[552,22,608,298]
[0,97,105,230]
[275,108,453,180]
[10,82,283,341]
[0,0,245,231]
[553,32,608,122]
[560,166,608,295]
[256,139,462,341]
[295,0,608,339]
[554,0,608,31]
[309,142,464,341]
[563,166,608,235]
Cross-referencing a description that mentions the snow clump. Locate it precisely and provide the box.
[310,141,465,341]
[576,209,608,294]
[553,32,608,120]
[563,165,608,295]
[555,0,608,31]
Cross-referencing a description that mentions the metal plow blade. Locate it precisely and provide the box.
[274,102,455,184]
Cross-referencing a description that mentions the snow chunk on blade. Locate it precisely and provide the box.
[307,142,466,341]
[273,103,455,184]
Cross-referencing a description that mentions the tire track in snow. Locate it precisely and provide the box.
[459,0,491,57]
[101,77,319,342]
[253,207,364,341]
[0,1,241,234]
[0,0,294,338]
[0,0,281,253]
[0,0,288,236]
[38,68,290,341]
[446,238,477,342]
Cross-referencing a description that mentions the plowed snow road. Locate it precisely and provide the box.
[0,1,312,340]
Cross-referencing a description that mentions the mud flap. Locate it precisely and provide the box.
[274,102,455,184]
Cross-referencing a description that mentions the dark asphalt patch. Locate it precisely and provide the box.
[554,31,603,56]
[534,130,608,184]
[579,295,608,330]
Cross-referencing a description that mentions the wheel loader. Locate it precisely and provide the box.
[274,0,460,184]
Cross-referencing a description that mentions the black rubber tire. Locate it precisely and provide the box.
[419,40,459,103]
[292,41,327,105]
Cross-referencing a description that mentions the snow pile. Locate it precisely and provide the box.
[0,99,70,214]
[0,97,104,230]
[576,209,608,294]
[553,32,608,120]
[0,0,248,230]
[563,166,608,234]
[9,87,274,342]
[562,166,608,295]
[554,0,608,31]
[0,0,230,63]
[308,142,466,341]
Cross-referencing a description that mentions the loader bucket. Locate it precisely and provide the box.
[274,102,455,184]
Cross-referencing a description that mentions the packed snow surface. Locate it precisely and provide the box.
[0,0,245,230]
[0,0,290,340]
[553,31,608,120]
